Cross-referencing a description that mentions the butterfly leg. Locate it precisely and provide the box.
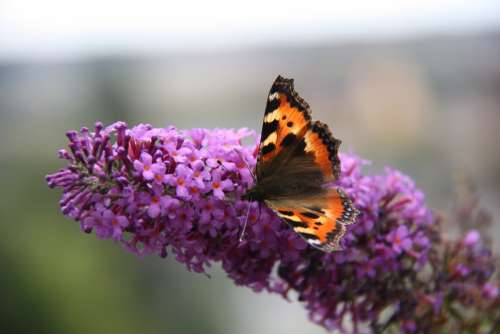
[238,201,252,242]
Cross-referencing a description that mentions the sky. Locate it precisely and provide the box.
[1,0,500,60]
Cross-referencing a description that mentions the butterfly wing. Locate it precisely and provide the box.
[267,188,358,251]
[253,75,358,252]
[257,76,311,171]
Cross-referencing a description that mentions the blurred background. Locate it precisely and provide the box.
[1,1,500,333]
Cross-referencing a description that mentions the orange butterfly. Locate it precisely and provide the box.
[242,76,359,252]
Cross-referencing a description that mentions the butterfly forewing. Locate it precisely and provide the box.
[258,76,311,168]
[303,121,342,182]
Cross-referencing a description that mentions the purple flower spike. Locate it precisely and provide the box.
[47,122,500,333]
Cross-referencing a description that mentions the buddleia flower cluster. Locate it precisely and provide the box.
[46,122,499,333]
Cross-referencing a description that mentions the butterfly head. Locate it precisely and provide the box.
[241,186,264,202]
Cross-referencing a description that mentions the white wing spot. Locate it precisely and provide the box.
[264,110,280,123]
[268,92,279,101]
[261,132,277,147]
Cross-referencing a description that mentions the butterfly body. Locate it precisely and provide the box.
[243,76,359,252]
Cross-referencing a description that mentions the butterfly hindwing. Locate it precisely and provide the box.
[325,188,359,226]
[268,188,358,251]
[277,208,346,252]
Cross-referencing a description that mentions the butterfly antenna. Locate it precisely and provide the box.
[234,148,256,182]
[239,202,252,242]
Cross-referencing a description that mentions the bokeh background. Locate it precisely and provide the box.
[1,1,500,333]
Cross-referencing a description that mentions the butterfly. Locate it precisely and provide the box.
[242,75,359,252]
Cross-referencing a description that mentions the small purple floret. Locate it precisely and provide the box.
[463,229,480,246]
